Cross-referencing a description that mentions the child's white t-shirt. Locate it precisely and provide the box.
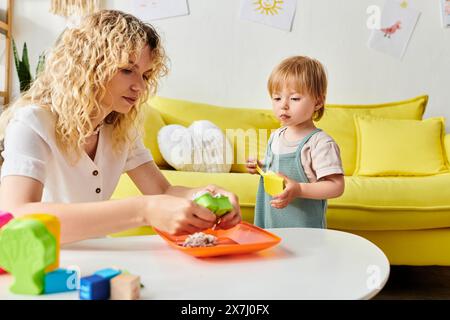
[270,127,344,182]
[0,105,153,203]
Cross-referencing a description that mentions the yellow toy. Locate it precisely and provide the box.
[256,164,285,196]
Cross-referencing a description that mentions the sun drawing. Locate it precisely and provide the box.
[254,0,284,16]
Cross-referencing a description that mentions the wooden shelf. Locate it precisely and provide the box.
[0,20,8,32]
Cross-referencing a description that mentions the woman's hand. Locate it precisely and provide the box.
[270,173,301,209]
[204,184,242,230]
[143,194,217,235]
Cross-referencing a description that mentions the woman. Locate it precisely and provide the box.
[0,10,241,244]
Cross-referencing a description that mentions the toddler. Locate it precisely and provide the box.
[246,56,345,228]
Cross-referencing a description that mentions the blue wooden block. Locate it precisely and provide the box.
[44,268,78,294]
[94,268,121,280]
[79,275,110,300]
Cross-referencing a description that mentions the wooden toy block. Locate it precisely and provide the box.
[21,214,60,272]
[44,268,79,294]
[94,268,121,280]
[120,270,145,288]
[110,274,141,300]
[0,212,13,275]
[79,275,110,300]
[0,219,56,295]
[0,211,14,228]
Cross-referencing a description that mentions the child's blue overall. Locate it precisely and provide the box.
[254,128,327,228]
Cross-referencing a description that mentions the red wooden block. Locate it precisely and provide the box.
[0,211,14,275]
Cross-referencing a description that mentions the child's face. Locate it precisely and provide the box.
[271,86,321,127]
[101,45,153,114]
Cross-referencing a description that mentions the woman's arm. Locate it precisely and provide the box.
[127,161,242,229]
[0,175,216,244]
[0,176,147,244]
[126,160,204,198]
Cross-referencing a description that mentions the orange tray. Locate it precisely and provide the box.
[155,222,281,258]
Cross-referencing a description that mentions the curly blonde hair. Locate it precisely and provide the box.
[268,56,327,121]
[0,10,168,163]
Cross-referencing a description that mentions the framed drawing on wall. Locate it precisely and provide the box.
[129,0,189,22]
[367,0,421,60]
[0,33,5,106]
[441,0,450,28]
[0,0,11,107]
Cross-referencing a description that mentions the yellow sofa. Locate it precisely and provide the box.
[112,95,450,266]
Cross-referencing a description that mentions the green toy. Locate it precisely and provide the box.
[194,192,233,217]
[0,219,56,295]
[214,195,234,216]
[194,192,218,213]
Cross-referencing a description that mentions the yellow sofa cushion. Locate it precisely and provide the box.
[327,174,450,230]
[111,170,450,234]
[149,96,280,173]
[315,95,428,175]
[446,134,450,164]
[109,170,260,237]
[112,170,260,209]
[346,229,450,266]
[141,104,169,168]
[354,116,449,176]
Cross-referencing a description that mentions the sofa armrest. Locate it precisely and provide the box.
[445,134,450,163]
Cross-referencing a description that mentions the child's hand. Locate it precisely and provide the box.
[245,158,263,175]
[270,173,301,209]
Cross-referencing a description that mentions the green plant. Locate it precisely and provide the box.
[12,40,46,92]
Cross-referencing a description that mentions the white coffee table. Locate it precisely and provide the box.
[0,228,389,300]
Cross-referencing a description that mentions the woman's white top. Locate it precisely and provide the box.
[0,105,153,203]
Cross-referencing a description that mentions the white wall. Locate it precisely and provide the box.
[9,0,450,127]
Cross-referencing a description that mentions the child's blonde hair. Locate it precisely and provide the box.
[268,56,327,121]
[0,10,168,163]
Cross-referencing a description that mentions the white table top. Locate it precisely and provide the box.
[0,228,389,300]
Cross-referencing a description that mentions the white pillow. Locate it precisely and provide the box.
[157,120,233,173]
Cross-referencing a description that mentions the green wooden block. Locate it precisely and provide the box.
[193,192,233,217]
[0,219,56,295]
[214,195,234,217]
[194,193,219,213]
